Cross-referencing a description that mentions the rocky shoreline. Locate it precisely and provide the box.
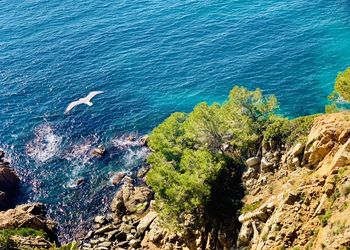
[0,150,20,211]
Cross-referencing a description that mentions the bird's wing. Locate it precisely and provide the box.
[85,91,104,102]
[65,100,83,114]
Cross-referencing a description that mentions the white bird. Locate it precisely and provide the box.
[64,91,104,114]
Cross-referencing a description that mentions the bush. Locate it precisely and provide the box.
[264,114,317,147]
[0,228,47,249]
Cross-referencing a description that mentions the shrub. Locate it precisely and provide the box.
[0,228,47,249]
[263,114,317,147]
[319,210,332,226]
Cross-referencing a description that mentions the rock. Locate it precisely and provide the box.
[0,203,57,242]
[0,166,19,194]
[139,135,149,146]
[260,157,273,172]
[129,239,141,248]
[106,229,119,241]
[284,191,298,205]
[339,128,350,144]
[94,215,106,224]
[237,221,253,246]
[99,241,112,247]
[95,224,115,235]
[324,183,335,197]
[290,143,305,157]
[246,157,261,168]
[137,211,158,234]
[84,230,94,240]
[0,150,4,160]
[110,172,126,185]
[137,165,151,179]
[92,145,106,157]
[119,222,133,234]
[112,183,153,221]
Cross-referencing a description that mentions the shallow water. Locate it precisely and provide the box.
[1,0,350,241]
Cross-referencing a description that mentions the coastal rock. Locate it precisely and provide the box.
[111,183,153,221]
[246,157,261,168]
[0,203,57,242]
[110,172,126,185]
[140,135,149,146]
[92,145,106,157]
[0,154,19,210]
[137,211,157,234]
[0,165,19,193]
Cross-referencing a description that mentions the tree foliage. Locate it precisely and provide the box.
[326,67,350,113]
[146,86,278,231]
[335,67,350,102]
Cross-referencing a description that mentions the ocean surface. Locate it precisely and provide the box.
[1,0,350,241]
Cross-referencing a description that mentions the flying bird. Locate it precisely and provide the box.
[65,91,104,114]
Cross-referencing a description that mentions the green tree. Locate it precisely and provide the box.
[335,67,350,102]
[146,86,278,232]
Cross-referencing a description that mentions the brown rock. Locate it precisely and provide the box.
[110,172,126,185]
[0,203,57,242]
[0,166,19,193]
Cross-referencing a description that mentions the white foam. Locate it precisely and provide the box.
[111,133,144,149]
[123,147,150,169]
[26,124,62,163]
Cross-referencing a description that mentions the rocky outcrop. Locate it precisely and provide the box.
[238,112,350,249]
[81,181,198,250]
[0,150,19,210]
[0,203,57,240]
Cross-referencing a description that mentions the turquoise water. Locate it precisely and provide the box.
[1,0,350,240]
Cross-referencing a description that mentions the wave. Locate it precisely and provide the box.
[111,133,146,149]
[26,124,62,163]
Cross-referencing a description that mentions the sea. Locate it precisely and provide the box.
[1,0,350,241]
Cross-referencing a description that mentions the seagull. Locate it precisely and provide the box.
[64,91,104,114]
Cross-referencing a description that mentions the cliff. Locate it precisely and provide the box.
[79,111,350,250]
[238,111,350,249]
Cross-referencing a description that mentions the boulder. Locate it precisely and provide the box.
[137,211,157,234]
[139,135,149,146]
[289,143,305,157]
[122,184,153,214]
[246,157,261,168]
[0,203,57,242]
[260,157,273,172]
[92,145,106,157]
[110,172,126,185]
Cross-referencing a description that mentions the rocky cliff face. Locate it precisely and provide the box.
[238,111,350,249]
[79,111,350,250]
[0,150,19,210]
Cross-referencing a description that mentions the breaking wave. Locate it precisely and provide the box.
[26,124,62,163]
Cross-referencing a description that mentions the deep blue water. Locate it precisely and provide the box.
[1,0,350,241]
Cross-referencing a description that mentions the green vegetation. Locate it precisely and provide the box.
[240,200,262,214]
[50,242,79,250]
[335,67,350,102]
[326,67,350,112]
[319,210,332,226]
[264,114,317,147]
[146,86,278,230]
[0,228,47,249]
